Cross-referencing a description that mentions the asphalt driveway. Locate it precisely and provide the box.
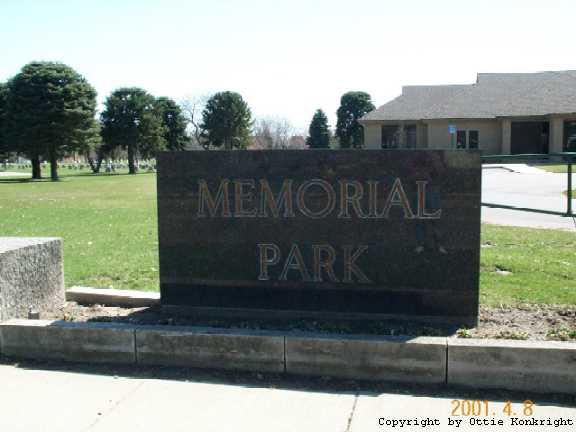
[481,166,575,231]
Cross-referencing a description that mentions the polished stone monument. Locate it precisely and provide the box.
[157,150,481,325]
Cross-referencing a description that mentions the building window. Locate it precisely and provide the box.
[456,130,479,149]
[381,125,399,149]
[564,121,576,152]
[468,130,479,149]
[456,131,467,149]
[405,125,417,148]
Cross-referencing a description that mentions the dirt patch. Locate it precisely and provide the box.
[470,304,576,341]
[40,302,576,342]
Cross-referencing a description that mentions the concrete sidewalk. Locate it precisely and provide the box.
[0,362,573,432]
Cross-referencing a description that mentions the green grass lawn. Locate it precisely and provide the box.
[480,226,575,305]
[0,172,575,305]
[0,172,159,290]
[535,164,570,173]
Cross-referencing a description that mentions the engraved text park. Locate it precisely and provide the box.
[194,177,442,284]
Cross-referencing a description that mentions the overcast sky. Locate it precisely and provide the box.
[2,0,575,131]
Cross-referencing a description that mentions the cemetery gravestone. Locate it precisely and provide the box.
[157,150,481,325]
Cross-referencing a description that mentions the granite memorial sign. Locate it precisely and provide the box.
[157,150,481,325]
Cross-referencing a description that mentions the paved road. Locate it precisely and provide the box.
[0,362,573,432]
[481,167,576,231]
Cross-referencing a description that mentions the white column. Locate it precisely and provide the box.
[398,123,405,148]
[550,117,564,153]
[363,124,381,149]
[501,120,511,154]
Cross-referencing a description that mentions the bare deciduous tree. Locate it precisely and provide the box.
[179,94,211,149]
[252,117,297,150]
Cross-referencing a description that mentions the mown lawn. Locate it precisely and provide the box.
[535,164,570,173]
[480,226,575,305]
[0,172,575,305]
[0,172,159,290]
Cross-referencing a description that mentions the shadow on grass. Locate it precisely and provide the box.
[0,178,34,184]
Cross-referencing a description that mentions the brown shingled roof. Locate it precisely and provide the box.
[361,70,576,122]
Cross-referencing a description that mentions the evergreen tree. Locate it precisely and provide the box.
[156,96,189,151]
[306,109,330,149]
[201,91,252,149]
[100,88,166,174]
[5,62,99,180]
[0,83,8,160]
[336,91,375,149]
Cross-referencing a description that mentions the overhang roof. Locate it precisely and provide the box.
[361,71,576,122]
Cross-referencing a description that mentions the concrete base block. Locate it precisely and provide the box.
[447,338,576,394]
[286,334,447,384]
[135,326,285,373]
[0,319,135,364]
[66,286,160,307]
[0,237,65,320]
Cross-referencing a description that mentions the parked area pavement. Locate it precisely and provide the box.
[0,360,573,432]
[481,166,576,231]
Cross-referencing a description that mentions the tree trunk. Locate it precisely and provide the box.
[86,149,104,174]
[127,143,136,174]
[31,155,41,179]
[49,146,59,181]
[86,153,96,172]
[94,156,103,173]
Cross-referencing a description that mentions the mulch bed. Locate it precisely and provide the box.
[39,302,576,342]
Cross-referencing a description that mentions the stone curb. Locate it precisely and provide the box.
[0,319,135,364]
[447,338,576,395]
[66,286,160,307]
[135,325,285,372]
[0,320,574,395]
[285,333,446,384]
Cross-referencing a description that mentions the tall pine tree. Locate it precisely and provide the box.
[0,83,8,160]
[5,62,100,180]
[200,91,252,149]
[100,88,166,174]
[306,109,330,149]
[156,96,189,151]
[336,91,375,149]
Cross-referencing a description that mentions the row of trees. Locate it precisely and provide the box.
[306,92,375,149]
[0,61,377,180]
[0,63,257,180]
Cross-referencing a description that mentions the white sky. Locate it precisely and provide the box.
[1,0,575,131]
